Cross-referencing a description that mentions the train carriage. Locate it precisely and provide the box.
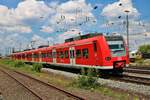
[46,46,53,64]
[26,50,32,62]
[11,33,129,73]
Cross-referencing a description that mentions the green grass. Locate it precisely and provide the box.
[32,63,43,72]
[0,59,141,100]
[71,68,100,89]
[130,58,150,66]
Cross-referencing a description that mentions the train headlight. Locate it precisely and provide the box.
[105,57,111,61]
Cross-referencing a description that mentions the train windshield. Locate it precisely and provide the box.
[105,36,126,57]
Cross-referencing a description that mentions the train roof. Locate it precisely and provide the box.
[65,33,103,43]
[12,33,124,55]
[105,35,123,41]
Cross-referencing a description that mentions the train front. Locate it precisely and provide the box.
[101,35,129,73]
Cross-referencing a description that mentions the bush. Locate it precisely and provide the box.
[13,60,25,68]
[72,68,100,89]
[32,63,43,72]
[139,44,150,53]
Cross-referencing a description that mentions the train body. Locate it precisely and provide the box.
[11,33,129,73]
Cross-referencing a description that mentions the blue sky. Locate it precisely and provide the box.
[1,0,150,20]
[1,0,150,16]
[0,0,150,55]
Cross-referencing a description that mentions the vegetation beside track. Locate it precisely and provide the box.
[71,68,100,89]
[139,44,150,54]
[130,58,150,66]
[0,59,141,100]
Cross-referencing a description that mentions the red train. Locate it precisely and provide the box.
[11,33,129,73]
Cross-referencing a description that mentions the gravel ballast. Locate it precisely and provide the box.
[9,70,77,100]
[42,68,150,96]
[0,70,40,100]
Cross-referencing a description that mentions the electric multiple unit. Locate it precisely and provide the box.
[11,33,129,73]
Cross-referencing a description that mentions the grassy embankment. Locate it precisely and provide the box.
[130,58,150,67]
[0,59,140,100]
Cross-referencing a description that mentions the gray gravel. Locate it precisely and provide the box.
[0,70,40,100]
[10,70,76,100]
[42,68,150,96]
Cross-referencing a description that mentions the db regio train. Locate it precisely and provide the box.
[11,33,129,74]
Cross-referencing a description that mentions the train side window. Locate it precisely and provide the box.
[52,52,56,58]
[65,50,69,58]
[76,49,81,58]
[42,53,46,58]
[36,54,39,58]
[32,54,34,58]
[35,54,39,58]
[60,51,64,58]
[41,53,44,58]
[26,55,28,58]
[82,48,89,59]
[70,50,75,58]
[28,54,32,58]
[57,51,60,58]
[22,54,25,58]
[47,52,52,58]
[93,41,97,52]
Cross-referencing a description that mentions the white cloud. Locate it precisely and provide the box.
[15,0,53,20]
[57,29,81,43]
[31,34,49,47]
[40,26,54,33]
[0,0,55,54]
[100,0,149,35]
[101,0,140,19]
[100,0,150,51]
[0,5,32,34]
[48,0,96,32]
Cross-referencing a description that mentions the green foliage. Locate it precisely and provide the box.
[1,59,25,68]
[3,59,14,65]
[13,60,25,68]
[32,63,43,72]
[139,44,150,53]
[72,68,100,89]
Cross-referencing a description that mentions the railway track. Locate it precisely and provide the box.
[117,73,150,86]
[0,68,42,100]
[43,65,150,86]
[124,67,150,75]
[121,67,150,85]
[0,67,85,100]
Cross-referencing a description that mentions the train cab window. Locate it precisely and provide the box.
[82,48,89,59]
[60,51,64,58]
[65,50,69,58]
[76,49,81,58]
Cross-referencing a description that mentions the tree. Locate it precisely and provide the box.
[138,44,150,53]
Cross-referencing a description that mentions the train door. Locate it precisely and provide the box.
[69,47,76,65]
[39,52,42,62]
[52,49,56,64]
[32,52,34,62]
[93,41,99,66]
